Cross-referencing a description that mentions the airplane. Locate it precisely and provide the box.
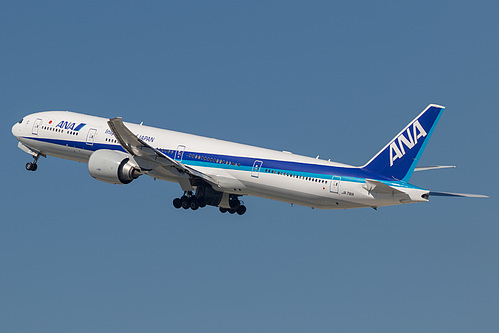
[11,104,487,215]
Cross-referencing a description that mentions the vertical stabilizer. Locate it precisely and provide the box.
[362,104,445,181]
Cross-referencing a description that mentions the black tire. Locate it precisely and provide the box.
[228,209,236,214]
[219,207,228,213]
[198,199,206,208]
[190,199,199,211]
[229,198,240,209]
[173,198,182,209]
[181,196,190,209]
[26,162,33,171]
[32,163,38,171]
[236,205,247,215]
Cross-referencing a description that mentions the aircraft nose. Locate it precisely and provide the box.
[12,120,22,138]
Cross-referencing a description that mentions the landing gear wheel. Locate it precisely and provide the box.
[190,198,199,210]
[173,198,182,209]
[228,209,236,214]
[219,207,228,213]
[229,198,241,210]
[236,205,247,215]
[25,162,37,171]
[180,196,190,210]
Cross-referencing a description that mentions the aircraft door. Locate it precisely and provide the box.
[86,128,97,146]
[330,176,341,194]
[175,145,186,162]
[251,160,263,178]
[32,118,42,135]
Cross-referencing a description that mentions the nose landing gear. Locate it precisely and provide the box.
[25,153,41,171]
[26,162,37,171]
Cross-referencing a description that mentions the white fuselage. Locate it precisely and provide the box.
[12,111,429,209]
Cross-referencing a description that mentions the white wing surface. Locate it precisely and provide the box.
[107,117,220,188]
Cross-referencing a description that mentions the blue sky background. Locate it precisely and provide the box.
[1,1,498,332]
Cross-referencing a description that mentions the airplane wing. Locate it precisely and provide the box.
[107,118,219,188]
[107,117,178,168]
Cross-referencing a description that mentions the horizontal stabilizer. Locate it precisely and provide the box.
[430,191,489,198]
[363,179,405,195]
[414,165,456,172]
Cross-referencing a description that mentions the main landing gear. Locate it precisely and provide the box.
[25,153,41,171]
[219,195,246,215]
[172,190,247,215]
[173,193,207,211]
[219,205,246,215]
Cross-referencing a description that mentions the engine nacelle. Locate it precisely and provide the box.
[88,149,141,184]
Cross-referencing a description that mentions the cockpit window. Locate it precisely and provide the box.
[18,118,23,124]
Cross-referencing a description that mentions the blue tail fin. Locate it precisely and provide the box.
[362,104,445,182]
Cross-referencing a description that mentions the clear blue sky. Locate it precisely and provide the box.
[1,1,498,332]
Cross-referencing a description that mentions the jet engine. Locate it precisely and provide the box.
[88,149,141,184]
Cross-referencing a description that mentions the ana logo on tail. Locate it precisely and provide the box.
[389,120,427,166]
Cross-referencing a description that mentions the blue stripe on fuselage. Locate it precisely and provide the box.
[23,136,424,190]
[25,136,127,153]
